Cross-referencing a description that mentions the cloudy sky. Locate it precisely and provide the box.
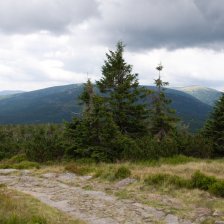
[1,0,224,91]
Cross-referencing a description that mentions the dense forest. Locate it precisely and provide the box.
[0,42,223,163]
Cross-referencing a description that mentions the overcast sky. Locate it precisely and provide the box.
[1,0,224,91]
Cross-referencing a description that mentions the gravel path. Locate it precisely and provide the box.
[0,169,193,224]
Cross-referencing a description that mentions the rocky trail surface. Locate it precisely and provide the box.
[0,169,208,224]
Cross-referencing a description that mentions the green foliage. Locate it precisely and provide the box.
[64,163,91,176]
[114,166,131,180]
[65,76,143,162]
[65,102,123,161]
[79,79,95,115]
[144,171,224,198]
[203,93,224,157]
[191,171,217,190]
[0,154,40,169]
[97,41,150,137]
[0,126,21,160]
[94,165,131,181]
[144,173,190,188]
[136,135,179,160]
[24,124,64,162]
[12,161,40,169]
[0,124,65,163]
[175,132,213,158]
[149,64,179,140]
[209,181,224,197]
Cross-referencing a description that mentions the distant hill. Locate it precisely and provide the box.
[0,84,212,132]
[0,90,25,100]
[175,86,222,106]
[0,90,24,96]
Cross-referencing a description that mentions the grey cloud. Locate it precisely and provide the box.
[1,0,224,50]
[89,0,224,50]
[0,0,99,33]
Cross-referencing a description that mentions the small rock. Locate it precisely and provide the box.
[21,170,31,175]
[57,172,76,181]
[215,221,224,224]
[0,169,17,174]
[41,173,58,178]
[114,178,136,188]
[213,210,224,217]
[165,214,179,224]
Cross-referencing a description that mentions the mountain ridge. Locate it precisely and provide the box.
[174,86,222,106]
[0,84,214,131]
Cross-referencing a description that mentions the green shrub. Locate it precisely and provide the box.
[12,161,40,169]
[176,133,213,158]
[64,163,90,176]
[25,125,64,163]
[191,171,217,190]
[114,166,131,180]
[7,154,27,163]
[209,181,224,197]
[144,173,190,188]
[144,171,224,198]
[136,136,159,160]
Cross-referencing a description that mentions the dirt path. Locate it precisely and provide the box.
[0,169,193,224]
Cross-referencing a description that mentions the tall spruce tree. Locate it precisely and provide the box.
[65,79,137,161]
[150,63,178,140]
[97,42,150,136]
[203,93,224,157]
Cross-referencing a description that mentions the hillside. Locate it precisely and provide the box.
[175,86,222,106]
[0,84,212,131]
[0,90,25,100]
[0,90,24,96]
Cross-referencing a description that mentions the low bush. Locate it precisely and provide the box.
[144,171,224,198]
[144,173,190,188]
[7,154,27,163]
[114,166,131,180]
[176,133,213,158]
[12,161,40,169]
[25,124,65,163]
[209,181,224,197]
[64,163,91,176]
[191,171,217,190]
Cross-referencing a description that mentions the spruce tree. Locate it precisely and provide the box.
[203,93,224,157]
[150,63,178,140]
[65,79,133,161]
[97,41,150,136]
[79,78,94,115]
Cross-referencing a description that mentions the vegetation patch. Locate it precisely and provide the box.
[12,161,40,169]
[144,173,191,189]
[114,166,131,180]
[64,163,92,176]
[0,154,40,169]
[0,186,84,224]
[144,171,224,198]
[191,171,217,190]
